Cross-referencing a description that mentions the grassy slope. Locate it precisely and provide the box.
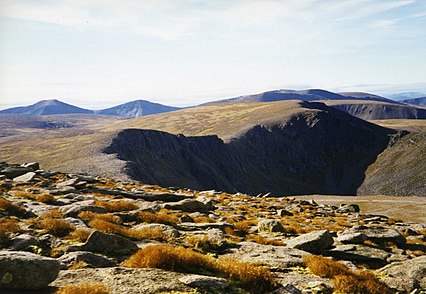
[0,101,307,176]
[358,120,426,196]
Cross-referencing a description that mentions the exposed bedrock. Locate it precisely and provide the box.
[103,103,399,196]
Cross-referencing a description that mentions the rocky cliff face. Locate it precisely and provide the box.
[331,103,426,120]
[104,103,397,195]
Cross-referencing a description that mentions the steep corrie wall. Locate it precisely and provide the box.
[103,103,398,196]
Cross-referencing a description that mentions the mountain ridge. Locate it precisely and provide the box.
[0,99,180,118]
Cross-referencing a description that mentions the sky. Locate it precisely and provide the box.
[0,0,425,109]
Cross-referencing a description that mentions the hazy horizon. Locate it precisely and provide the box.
[1,0,425,109]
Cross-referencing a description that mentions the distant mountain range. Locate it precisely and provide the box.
[1,88,426,119]
[400,97,426,107]
[95,100,179,117]
[0,99,92,116]
[387,92,426,101]
[0,99,180,118]
[205,89,397,104]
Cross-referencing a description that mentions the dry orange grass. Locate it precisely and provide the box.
[128,227,166,241]
[31,209,75,237]
[248,235,285,246]
[303,255,392,294]
[78,211,121,224]
[88,218,126,235]
[303,255,350,278]
[11,191,56,204]
[56,283,110,294]
[193,216,215,223]
[137,211,179,225]
[0,197,26,216]
[123,245,276,293]
[88,218,167,241]
[95,199,139,212]
[217,258,276,293]
[232,220,258,235]
[0,218,20,244]
[38,218,75,237]
[68,228,92,242]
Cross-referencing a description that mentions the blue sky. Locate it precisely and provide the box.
[0,0,425,109]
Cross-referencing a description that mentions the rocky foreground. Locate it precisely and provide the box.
[0,162,425,294]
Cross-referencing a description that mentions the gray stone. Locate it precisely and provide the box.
[1,166,33,179]
[178,222,232,231]
[60,201,108,217]
[325,244,390,269]
[336,203,360,213]
[222,242,308,271]
[195,196,214,210]
[277,209,294,217]
[10,234,39,251]
[342,225,406,247]
[56,178,79,188]
[0,251,60,289]
[49,186,77,195]
[336,232,367,244]
[21,162,40,171]
[179,274,229,290]
[286,230,334,253]
[58,251,116,268]
[258,219,286,233]
[78,231,138,256]
[13,172,37,183]
[379,255,426,292]
[163,198,212,212]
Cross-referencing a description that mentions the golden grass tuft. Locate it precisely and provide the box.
[0,197,26,216]
[193,216,215,223]
[128,227,166,241]
[38,218,75,237]
[248,235,285,246]
[11,191,56,204]
[88,218,167,241]
[232,220,258,235]
[217,258,276,293]
[78,211,121,224]
[89,218,125,235]
[34,209,75,237]
[56,283,110,294]
[303,255,350,278]
[0,218,20,244]
[68,228,92,243]
[95,199,139,212]
[303,255,392,294]
[123,245,276,293]
[137,211,179,225]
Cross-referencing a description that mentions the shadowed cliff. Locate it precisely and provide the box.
[103,102,398,196]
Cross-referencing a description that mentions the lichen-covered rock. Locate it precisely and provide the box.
[163,198,213,212]
[379,255,426,292]
[325,244,390,269]
[258,219,286,233]
[336,232,367,244]
[286,230,334,253]
[342,225,406,247]
[222,242,308,270]
[58,251,116,268]
[0,251,60,289]
[336,204,360,213]
[179,274,230,291]
[74,231,138,256]
[13,172,37,183]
